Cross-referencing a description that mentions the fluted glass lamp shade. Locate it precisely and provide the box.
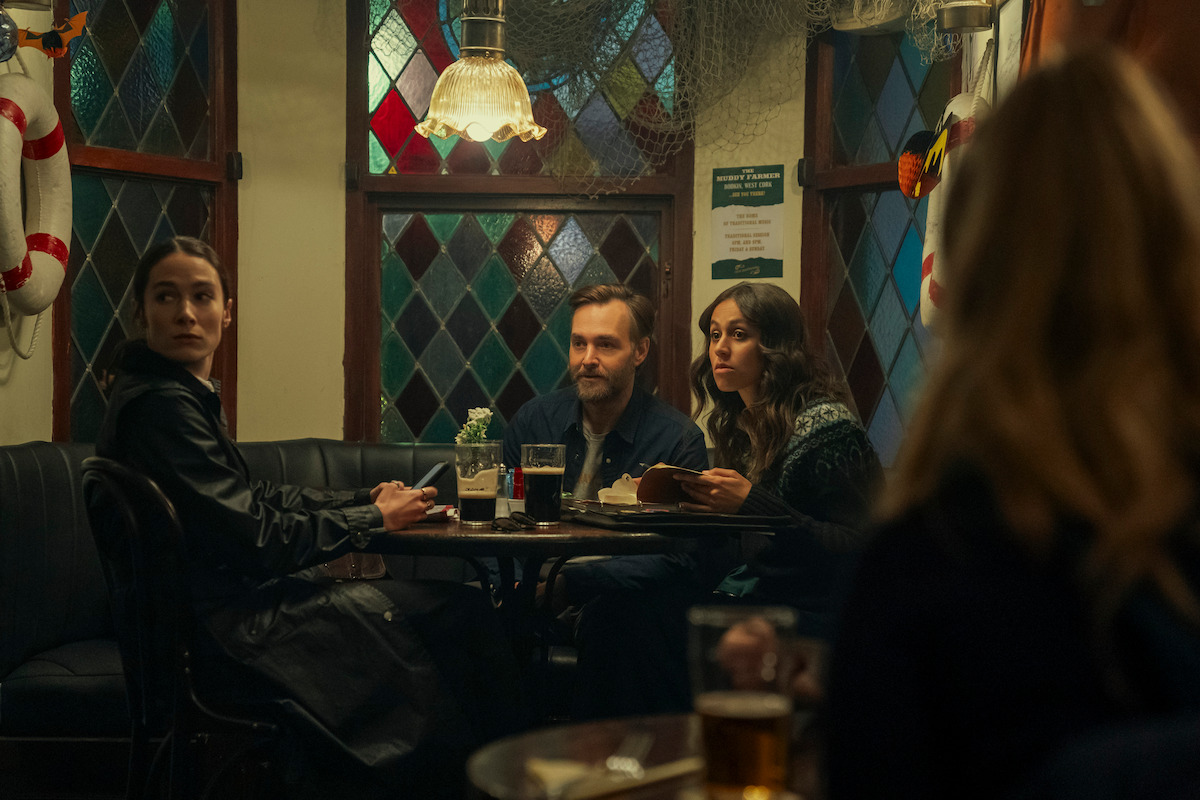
[416,0,546,143]
[416,56,546,142]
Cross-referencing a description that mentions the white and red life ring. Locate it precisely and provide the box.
[0,72,69,317]
[919,91,986,332]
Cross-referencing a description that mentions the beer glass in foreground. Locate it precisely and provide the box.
[688,605,797,800]
[455,441,501,526]
[520,444,565,525]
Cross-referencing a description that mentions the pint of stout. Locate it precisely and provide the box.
[696,690,791,799]
[688,605,798,800]
[455,442,501,525]
[520,444,566,525]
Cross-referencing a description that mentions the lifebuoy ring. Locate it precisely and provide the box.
[0,71,69,317]
[919,91,987,332]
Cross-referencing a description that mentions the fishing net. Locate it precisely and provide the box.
[481,0,960,192]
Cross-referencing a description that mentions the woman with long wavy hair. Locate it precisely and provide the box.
[825,46,1200,800]
[681,281,882,635]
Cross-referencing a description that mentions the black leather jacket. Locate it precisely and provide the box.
[96,342,474,793]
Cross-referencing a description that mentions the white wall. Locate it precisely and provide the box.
[0,7,806,445]
[0,6,58,445]
[235,0,347,440]
[689,49,807,376]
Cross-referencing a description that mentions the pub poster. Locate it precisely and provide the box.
[711,164,784,279]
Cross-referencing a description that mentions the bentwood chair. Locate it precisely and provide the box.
[82,457,279,800]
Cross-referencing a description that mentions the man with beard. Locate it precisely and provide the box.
[503,283,707,505]
[502,285,725,719]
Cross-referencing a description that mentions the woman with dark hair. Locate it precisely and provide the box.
[682,281,882,635]
[97,236,525,799]
[825,46,1200,800]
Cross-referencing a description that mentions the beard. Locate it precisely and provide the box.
[572,357,637,402]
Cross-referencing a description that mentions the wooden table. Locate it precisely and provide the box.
[467,713,703,800]
[467,711,824,800]
[374,516,712,607]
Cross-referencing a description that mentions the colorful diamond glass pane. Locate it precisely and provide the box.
[73,0,211,158]
[382,210,661,441]
[69,177,212,441]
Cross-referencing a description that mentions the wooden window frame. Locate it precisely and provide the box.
[342,3,695,442]
[800,34,960,344]
[52,0,240,439]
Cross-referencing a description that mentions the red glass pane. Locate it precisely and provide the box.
[421,29,455,73]
[397,132,441,173]
[401,1,438,39]
[446,141,491,174]
[371,90,414,156]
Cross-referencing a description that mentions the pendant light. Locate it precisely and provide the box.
[936,1,994,33]
[416,0,547,143]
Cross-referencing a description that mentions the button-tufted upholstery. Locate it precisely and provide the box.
[0,438,458,746]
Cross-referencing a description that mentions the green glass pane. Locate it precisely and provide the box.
[522,331,568,394]
[381,332,416,397]
[421,254,467,317]
[605,59,647,120]
[471,331,516,396]
[372,8,418,80]
[92,100,138,150]
[71,265,113,362]
[145,3,178,90]
[381,250,414,320]
[545,132,597,176]
[71,39,112,138]
[419,330,466,395]
[655,60,675,113]
[474,253,517,320]
[574,254,618,288]
[368,52,390,113]
[616,2,644,38]
[849,225,888,315]
[381,403,414,442]
[431,134,458,160]
[369,0,391,34]
[72,174,113,251]
[483,137,508,162]
[420,407,459,443]
[369,131,391,174]
[477,213,516,244]
[426,213,462,243]
[890,332,924,423]
[546,300,573,352]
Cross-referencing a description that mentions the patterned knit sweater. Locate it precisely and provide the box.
[717,400,883,636]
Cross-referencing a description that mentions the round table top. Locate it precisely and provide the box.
[373,518,708,558]
[468,713,702,800]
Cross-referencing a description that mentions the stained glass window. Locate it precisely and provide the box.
[380,209,662,442]
[365,0,674,176]
[822,31,949,466]
[69,0,212,158]
[68,175,212,442]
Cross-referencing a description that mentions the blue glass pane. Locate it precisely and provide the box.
[877,60,915,154]
[894,224,924,314]
[548,217,591,284]
[872,191,909,262]
[869,282,907,372]
[867,389,903,468]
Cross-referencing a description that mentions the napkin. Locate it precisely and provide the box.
[525,755,703,799]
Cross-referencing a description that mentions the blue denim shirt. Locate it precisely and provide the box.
[502,384,721,600]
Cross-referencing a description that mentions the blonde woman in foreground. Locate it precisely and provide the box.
[826,46,1200,800]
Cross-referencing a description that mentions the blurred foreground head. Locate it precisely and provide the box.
[887,45,1200,608]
